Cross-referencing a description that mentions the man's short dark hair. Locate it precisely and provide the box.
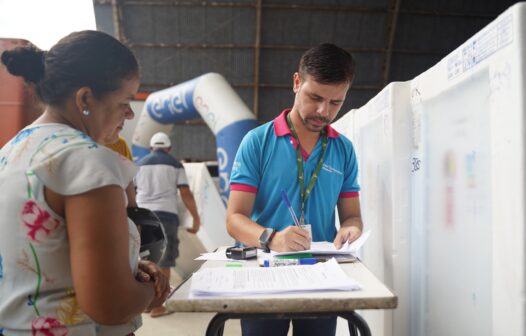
[298,43,355,84]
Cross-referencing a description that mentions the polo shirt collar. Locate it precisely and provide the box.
[273,108,339,138]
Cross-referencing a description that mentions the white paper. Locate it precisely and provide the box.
[271,230,371,256]
[190,259,361,297]
[195,251,233,261]
[195,247,241,261]
[340,230,371,253]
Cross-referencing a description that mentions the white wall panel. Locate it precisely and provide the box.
[334,82,412,336]
[410,3,525,335]
[345,3,526,335]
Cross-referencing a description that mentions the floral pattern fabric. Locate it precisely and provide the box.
[0,124,141,335]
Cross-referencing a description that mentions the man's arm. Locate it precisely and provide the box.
[227,190,310,252]
[179,186,200,233]
[226,190,264,247]
[334,196,363,249]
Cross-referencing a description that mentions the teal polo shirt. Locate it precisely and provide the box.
[230,109,360,242]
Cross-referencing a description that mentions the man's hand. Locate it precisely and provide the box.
[333,226,362,249]
[268,226,311,252]
[187,217,200,234]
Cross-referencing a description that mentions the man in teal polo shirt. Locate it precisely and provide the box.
[227,43,363,336]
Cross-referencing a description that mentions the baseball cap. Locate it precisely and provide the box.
[150,132,171,148]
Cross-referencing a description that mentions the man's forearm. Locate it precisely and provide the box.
[182,194,199,220]
[226,213,265,247]
[340,216,363,230]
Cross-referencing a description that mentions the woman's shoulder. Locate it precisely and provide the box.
[27,125,110,163]
[28,125,137,194]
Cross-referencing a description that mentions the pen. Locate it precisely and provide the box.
[281,190,301,227]
[276,253,313,260]
[263,258,319,267]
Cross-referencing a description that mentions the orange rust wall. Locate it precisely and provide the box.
[0,38,43,147]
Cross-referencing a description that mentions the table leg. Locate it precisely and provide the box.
[339,311,371,336]
[349,324,359,336]
[205,311,370,336]
[205,314,229,336]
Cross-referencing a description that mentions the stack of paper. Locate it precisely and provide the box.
[190,259,361,297]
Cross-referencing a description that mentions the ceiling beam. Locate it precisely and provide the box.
[111,0,125,42]
[381,0,401,88]
[128,43,446,57]
[127,42,385,53]
[139,82,381,91]
[95,0,498,18]
[252,0,262,117]
[96,1,386,13]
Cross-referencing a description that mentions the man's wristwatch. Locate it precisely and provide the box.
[259,228,276,253]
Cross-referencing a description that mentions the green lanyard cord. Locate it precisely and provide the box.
[286,112,328,224]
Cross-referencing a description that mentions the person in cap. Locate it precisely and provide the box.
[134,131,201,318]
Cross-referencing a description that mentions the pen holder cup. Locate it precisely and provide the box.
[300,224,312,241]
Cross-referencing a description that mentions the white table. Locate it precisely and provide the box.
[167,255,397,336]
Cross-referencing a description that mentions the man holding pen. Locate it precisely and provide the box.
[227,43,363,336]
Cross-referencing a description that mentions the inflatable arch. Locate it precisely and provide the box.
[131,73,258,203]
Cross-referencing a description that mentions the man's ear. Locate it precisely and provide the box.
[74,87,93,112]
[293,72,301,94]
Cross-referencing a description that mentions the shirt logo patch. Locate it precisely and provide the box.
[322,163,343,175]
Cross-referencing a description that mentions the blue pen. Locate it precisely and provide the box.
[263,258,318,267]
[281,190,301,227]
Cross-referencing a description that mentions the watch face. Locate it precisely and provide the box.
[259,228,274,252]
[259,228,271,244]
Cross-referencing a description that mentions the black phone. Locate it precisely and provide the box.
[225,246,257,260]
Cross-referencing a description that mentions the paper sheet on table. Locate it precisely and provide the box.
[195,247,240,261]
[271,230,371,257]
[190,259,361,297]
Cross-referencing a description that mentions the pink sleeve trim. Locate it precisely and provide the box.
[340,191,359,198]
[231,183,258,193]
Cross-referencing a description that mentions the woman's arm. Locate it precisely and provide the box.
[59,185,158,325]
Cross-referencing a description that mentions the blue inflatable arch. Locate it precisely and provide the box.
[131,73,257,203]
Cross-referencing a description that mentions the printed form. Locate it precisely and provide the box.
[272,230,371,256]
[190,259,361,297]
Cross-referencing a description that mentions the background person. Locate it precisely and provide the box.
[106,135,139,209]
[106,135,133,160]
[0,30,169,335]
[134,131,201,318]
[226,43,363,336]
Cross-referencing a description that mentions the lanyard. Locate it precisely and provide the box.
[286,112,327,224]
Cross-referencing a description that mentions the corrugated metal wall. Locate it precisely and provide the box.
[93,0,520,161]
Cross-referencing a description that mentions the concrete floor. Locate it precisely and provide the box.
[137,312,241,336]
[137,312,351,336]
[136,269,242,336]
